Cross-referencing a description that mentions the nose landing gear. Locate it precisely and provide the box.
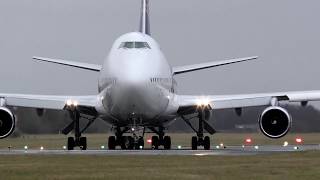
[108,126,145,150]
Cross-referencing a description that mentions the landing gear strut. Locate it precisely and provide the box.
[67,110,87,150]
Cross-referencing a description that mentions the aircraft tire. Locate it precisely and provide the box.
[204,136,210,150]
[108,136,116,150]
[67,137,75,150]
[191,136,198,150]
[80,137,87,150]
[164,136,171,150]
[152,136,159,149]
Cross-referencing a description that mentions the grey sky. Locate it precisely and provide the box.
[1,0,320,107]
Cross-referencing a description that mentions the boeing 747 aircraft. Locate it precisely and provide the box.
[1,0,320,150]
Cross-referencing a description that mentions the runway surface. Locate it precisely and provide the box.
[0,145,319,156]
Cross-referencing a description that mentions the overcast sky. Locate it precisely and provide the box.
[1,0,320,108]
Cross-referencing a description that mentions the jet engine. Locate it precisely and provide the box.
[0,107,15,139]
[259,106,292,139]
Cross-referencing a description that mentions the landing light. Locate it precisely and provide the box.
[177,145,182,149]
[24,146,28,150]
[66,100,72,106]
[101,145,105,149]
[40,146,44,151]
[216,146,220,149]
[73,101,78,107]
[254,146,259,150]
[196,98,210,107]
[283,141,289,147]
[63,146,66,150]
[66,100,79,107]
[139,146,143,149]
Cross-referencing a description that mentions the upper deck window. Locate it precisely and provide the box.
[119,42,151,49]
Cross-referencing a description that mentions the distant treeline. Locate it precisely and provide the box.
[13,104,320,134]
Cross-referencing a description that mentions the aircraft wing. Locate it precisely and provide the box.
[33,56,102,72]
[177,91,320,115]
[172,56,258,75]
[0,93,99,111]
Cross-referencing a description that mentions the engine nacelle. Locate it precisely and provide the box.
[259,106,292,139]
[0,107,15,139]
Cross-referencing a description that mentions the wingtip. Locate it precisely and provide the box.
[33,56,41,60]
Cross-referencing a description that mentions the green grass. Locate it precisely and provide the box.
[1,151,320,180]
[1,133,320,179]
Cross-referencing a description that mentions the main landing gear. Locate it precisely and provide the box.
[181,108,216,150]
[66,110,87,150]
[62,104,96,150]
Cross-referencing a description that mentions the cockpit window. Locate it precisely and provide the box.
[119,42,150,49]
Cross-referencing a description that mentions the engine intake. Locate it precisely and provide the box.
[259,106,292,139]
[0,107,15,139]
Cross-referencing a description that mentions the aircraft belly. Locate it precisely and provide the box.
[104,84,169,124]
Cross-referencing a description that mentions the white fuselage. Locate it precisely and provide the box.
[97,32,179,126]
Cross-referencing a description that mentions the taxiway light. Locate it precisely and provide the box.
[216,145,220,149]
[147,139,152,144]
[295,137,303,144]
[283,141,289,147]
[220,143,224,147]
[254,146,259,150]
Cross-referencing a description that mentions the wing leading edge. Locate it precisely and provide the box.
[33,57,102,72]
[177,91,320,115]
[0,93,99,110]
[172,56,258,75]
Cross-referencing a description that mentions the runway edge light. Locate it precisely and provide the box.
[245,138,252,144]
